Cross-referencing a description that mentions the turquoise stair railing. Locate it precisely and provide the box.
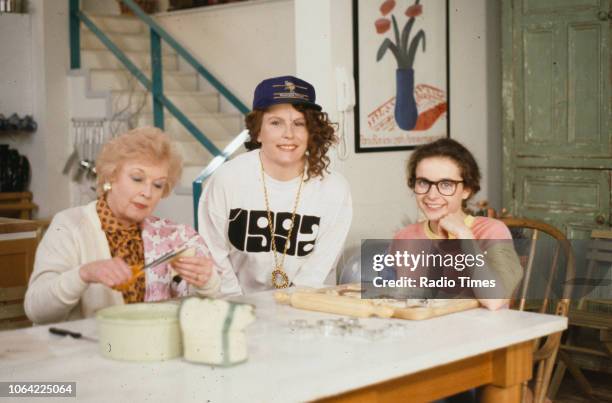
[69,0,250,228]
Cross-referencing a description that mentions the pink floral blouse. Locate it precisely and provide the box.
[141,216,209,302]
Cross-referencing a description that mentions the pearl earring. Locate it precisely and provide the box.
[103,182,112,192]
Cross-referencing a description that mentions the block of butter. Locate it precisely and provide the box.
[179,297,255,366]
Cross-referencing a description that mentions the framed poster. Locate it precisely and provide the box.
[353,0,449,152]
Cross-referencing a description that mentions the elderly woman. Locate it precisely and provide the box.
[198,75,353,295]
[25,127,219,324]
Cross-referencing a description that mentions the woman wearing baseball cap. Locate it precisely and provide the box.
[198,75,353,295]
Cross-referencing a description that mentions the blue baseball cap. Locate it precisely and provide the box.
[252,75,322,111]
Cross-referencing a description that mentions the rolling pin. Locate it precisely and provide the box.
[274,291,394,318]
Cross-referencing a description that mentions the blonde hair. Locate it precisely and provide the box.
[96,127,182,197]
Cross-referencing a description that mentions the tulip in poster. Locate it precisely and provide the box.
[354,0,448,152]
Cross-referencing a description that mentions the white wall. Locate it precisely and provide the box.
[81,0,120,15]
[0,0,71,218]
[156,0,296,108]
[0,14,32,114]
[293,0,413,261]
[31,0,72,218]
[0,0,501,233]
[0,0,294,221]
[79,0,503,250]
[449,0,502,209]
[294,0,502,260]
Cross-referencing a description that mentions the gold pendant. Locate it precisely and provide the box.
[271,268,290,289]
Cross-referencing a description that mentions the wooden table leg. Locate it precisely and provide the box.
[481,341,532,403]
[481,384,521,403]
[319,341,535,403]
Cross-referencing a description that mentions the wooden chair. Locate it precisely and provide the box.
[499,217,575,403]
[0,218,45,330]
[548,229,612,401]
[0,192,38,219]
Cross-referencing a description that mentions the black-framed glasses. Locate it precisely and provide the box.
[413,178,464,196]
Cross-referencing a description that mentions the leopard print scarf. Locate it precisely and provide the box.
[96,198,146,303]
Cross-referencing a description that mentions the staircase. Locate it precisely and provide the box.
[72,13,245,223]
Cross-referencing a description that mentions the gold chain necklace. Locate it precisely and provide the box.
[259,153,305,288]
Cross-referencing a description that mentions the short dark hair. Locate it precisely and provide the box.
[244,103,337,180]
[406,138,481,200]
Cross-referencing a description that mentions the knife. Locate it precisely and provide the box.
[143,244,190,271]
[115,245,190,292]
[49,327,98,342]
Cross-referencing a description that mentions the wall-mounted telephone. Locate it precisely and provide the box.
[335,67,355,160]
[336,67,356,112]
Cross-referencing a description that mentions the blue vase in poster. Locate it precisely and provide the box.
[395,68,418,131]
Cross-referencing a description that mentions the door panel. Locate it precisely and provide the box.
[566,223,602,240]
[514,0,610,157]
[503,0,611,239]
[523,0,599,14]
[523,25,555,144]
[514,168,610,229]
[568,22,607,152]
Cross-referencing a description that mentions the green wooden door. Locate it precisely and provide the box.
[514,168,610,237]
[503,0,612,238]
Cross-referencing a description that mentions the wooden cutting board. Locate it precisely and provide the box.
[274,291,394,318]
[391,299,480,320]
[277,284,480,320]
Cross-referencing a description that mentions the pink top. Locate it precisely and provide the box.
[391,216,522,300]
[141,216,209,302]
[394,215,512,241]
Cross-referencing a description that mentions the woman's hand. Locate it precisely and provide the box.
[171,256,213,288]
[438,212,474,239]
[79,257,132,288]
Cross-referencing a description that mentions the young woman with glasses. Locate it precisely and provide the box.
[393,138,522,311]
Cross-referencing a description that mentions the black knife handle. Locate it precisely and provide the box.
[49,327,82,339]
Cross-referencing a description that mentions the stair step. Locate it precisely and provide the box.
[82,31,174,54]
[180,165,208,189]
[88,15,146,35]
[175,139,245,167]
[90,68,198,92]
[179,147,247,190]
[138,112,243,142]
[110,91,220,115]
[174,140,222,165]
[81,49,179,71]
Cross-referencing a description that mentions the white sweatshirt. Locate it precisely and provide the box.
[198,149,353,295]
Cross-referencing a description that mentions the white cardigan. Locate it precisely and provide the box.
[24,202,219,324]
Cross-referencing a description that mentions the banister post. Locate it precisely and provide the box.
[69,0,81,69]
[193,180,202,231]
[150,29,164,129]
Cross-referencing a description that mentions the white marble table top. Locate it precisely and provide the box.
[0,291,567,403]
